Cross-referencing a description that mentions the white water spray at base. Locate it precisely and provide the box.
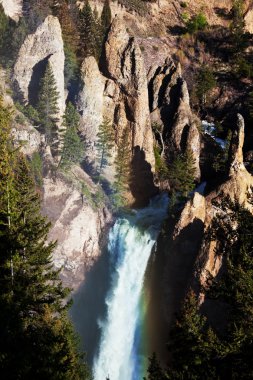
[93,195,168,380]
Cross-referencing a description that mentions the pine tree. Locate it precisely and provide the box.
[37,63,60,148]
[144,353,167,380]
[53,0,79,88]
[59,102,84,169]
[230,0,246,55]
[169,149,195,198]
[166,290,218,379]
[196,66,216,106]
[113,128,131,207]
[53,0,78,50]
[0,4,9,53]
[96,118,114,183]
[78,0,97,59]
[101,0,112,34]
[0,99,90,379]
[206,198,253,378]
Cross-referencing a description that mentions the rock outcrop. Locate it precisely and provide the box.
[11,123,42,156]
[13,15,65,119]
[148,58,201,179]
[42,169,112,291]
[78,16,157,206]
[78,57,106,158]
[1,0,22,21]
[172,114,253,288]
[161,114,253,329]
[104,17,155,169]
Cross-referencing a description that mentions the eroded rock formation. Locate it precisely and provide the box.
[148,58,201,179]
[13,15,65,119]
[78,16,157,206]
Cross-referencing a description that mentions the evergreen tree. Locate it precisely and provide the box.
[101,0,112,34]
[169,149,195,198]
[59,102,84,169]
[0,98,90,379]
[230,0,245,55]
[53,0,78,50]
[0,4,9,53]
[205,198,253,378]
[113,128,131,207]
[164,197,253,380]
[53,0,79,88]
[144,353,167,380]
[96,118,114,183]
[166,290,218,380]
[37,63,60,148]
[196,66,216,106]
[78,0,97,59]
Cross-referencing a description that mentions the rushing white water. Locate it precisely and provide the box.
[93,195,168,380]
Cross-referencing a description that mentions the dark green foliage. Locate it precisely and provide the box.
[53,0,79,88]
[64,43,79,88]
[101,0,112,34]
[59,102,84,169]
[166,290,219,380]
[205,197,253,378]
[154,146,168,181]
[78,0,99,60]
[96,118,114,183]
[0,98,90,379]
[211,129,232,175]
[144,353,167,380]
[186,12,208,34]
[234,56,252,78]
[15,102,40,125]
[0,16,29,67]
[29,151,43,187]
[37,63,60,147]
[163,197,253,380]
[230,0,246,55]
[196,66,216,106]
[168,149,195,198]
[0,4,8,52]
[113,128,131,207]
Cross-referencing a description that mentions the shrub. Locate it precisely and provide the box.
[186,12,208,34]
[180,2,187,8]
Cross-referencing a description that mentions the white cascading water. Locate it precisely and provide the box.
[93,195,168,380]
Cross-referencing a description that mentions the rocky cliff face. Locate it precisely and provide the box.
[42,170,112,291]
[13,15,65,120]
[79,17,157,206]
[160,113,253,327]
[148,58,201,179]
[171,114,253,291]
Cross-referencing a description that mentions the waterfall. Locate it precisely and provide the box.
[93,195,168,380]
